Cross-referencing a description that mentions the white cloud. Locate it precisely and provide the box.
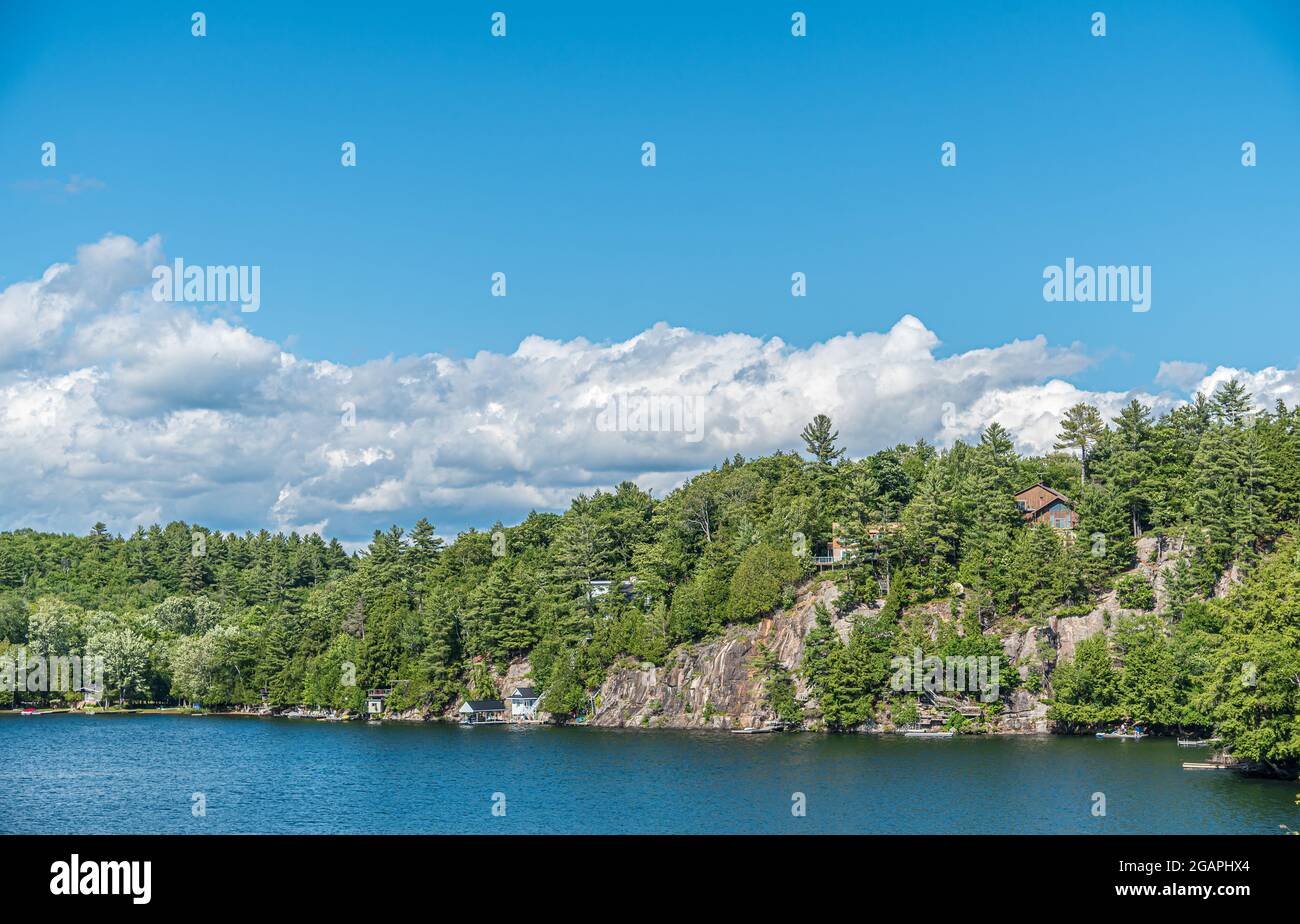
[2,235,1297,542]
[1155,360,1209,391]
[1192,365,1300,410]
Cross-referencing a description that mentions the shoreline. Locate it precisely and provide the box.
[7,707,1282,775]
[0,707,1219,740]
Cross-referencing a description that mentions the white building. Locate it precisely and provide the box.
[508,686,540,719]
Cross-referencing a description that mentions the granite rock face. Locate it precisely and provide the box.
[590,581,846,729]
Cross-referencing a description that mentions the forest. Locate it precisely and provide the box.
[1,378,1297,773]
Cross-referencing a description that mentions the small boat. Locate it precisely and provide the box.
[1096,731,1145,739]
[20,707,39,716]
[730,727,773,734]
[904,730,954,738]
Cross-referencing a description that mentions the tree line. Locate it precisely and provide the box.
[1,380,1295,771]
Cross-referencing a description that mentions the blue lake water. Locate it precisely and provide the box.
[0,715,1291,834]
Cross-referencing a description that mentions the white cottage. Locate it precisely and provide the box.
[366,688,390,715]
[508,686,540,719]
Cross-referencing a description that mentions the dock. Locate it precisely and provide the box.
[1183,749,1239,771]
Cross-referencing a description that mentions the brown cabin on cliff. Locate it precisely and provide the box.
[1013,483,1078,530]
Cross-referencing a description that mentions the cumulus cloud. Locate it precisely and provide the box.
[3,235,1298,543]
[1155,360,1209,391]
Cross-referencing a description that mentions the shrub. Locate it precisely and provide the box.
[893,702,919,727]
[1115,574,1156,611]
[727,543,805,623]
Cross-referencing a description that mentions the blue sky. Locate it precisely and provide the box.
[3,1,1300,541]
[4,0,1299,389]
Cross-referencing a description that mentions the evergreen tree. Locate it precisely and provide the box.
[1106,399,1154,537]
[408,518,444,581]
[1054,402,1106,485]
[754,643,800,724]
[1210,378,1253,428]
[800,414,845,466]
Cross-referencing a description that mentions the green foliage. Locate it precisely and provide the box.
[538,648,586,719]
[1048,634,1122,726]
[1115,574,1157,611]
[799,603,893,729]
[667,565,730,642]
[1055,402,1106,483]
[0,393,1294,773]
[726,543,805,623]
[800,414,845,467]
[892,701,919,727]
[1206,542,1300,770]
[754,643,800,724]
[1048,541,1299,771]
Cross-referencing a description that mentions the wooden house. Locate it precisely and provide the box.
[813,521,902,568]
[1013,483,1078,530]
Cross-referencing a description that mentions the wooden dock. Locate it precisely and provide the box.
[1182,761,1230,770]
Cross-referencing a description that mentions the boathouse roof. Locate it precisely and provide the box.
[461,699,506,712]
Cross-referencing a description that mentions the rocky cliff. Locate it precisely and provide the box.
[589,534,1204,735]
[591,581,848,730]
[391,534,1205,733]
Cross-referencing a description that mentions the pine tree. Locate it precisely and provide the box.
[539,649,587,719]
[754,643,800,724]
[798,602,840,694]
[901,463,959,597]
[181,548,208,593]
[1114,615,1179,728]
[408,518,444,581]
[1048,633,1121,727]
[1210,378,1253,428]
[800,414,845,466]
[1054,402,1106,485]
[965,424,1024,579]
[1106,399,1154,537]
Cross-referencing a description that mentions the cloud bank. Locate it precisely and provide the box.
[3,235,1297,544]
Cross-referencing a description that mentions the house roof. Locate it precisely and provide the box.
[510,687,538,699]
[1014,482,1072,506]
[460,699,505,712]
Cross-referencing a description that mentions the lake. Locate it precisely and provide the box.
[0,715,1290,834]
